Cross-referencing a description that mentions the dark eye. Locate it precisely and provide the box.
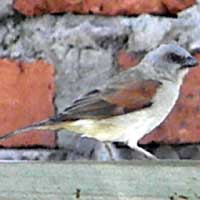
[167,53,184,63]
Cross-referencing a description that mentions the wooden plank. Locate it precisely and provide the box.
[0,160,199,200]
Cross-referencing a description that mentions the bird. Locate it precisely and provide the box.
[0,44,198,159]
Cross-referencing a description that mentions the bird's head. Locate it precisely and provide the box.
[142,44,198,81]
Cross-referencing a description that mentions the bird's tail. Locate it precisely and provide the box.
[0,118,65,141]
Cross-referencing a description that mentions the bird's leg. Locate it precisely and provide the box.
[104,142,116,161]
[128,143,158,160]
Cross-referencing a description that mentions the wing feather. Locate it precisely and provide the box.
[50,76,161,122]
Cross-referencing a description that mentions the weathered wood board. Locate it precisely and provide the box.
[0,160,199,200]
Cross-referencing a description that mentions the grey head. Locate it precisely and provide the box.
[140,44,198,81]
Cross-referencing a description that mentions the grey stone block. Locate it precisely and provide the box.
[58,130,112,161]
[176,145,199,159]
[154,145,179,159]
[128,15,172,52]
[0,0,13,19]
[191,145,200,160]
[0,149,67,161]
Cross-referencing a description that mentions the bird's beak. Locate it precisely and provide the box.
[181,56,198,69]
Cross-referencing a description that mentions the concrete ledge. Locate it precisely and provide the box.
[0,160,199,199]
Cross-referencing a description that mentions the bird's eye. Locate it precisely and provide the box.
[167,53,184,63]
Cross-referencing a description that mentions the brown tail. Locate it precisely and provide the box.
[0,118,63,141]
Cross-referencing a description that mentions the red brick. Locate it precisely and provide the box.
[13,0,46,16]
[83,0,166,15]
[140,54,200,144]
[0,59,56,147]
[162,0,196,14]
[14,0,196,16]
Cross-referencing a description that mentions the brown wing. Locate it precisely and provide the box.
[104,80,161,112]
[50,78,161,122]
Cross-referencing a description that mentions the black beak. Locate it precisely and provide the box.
[181,56,198,69]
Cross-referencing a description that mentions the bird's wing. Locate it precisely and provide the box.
[51,75,161,122]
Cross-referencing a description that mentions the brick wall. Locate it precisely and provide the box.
[0,0,199,160]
